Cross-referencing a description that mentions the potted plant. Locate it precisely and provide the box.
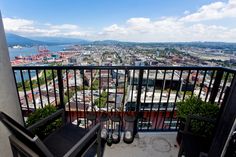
[26,105,62,139]
[176,96,219,145]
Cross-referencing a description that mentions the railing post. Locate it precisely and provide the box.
[209,69,224,104]
[57,69,64,109]
[134,69,144,134]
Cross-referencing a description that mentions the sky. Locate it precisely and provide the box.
[0,0,236,42]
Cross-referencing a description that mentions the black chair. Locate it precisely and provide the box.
[178,115,216,157]
[0,109,102,157]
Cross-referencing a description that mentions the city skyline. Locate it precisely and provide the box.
[1,0,236,42]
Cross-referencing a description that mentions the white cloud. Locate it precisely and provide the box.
[127,18,151,25]
[99,0,236,42]
[50,24,78,30]
[103,24,127,34]
[180,0,236,22]
[126,18,154,33]
[3,18,34,32]
[100,16,236,42]
[2,0,236,42]
[2,17,87,38]
[184,10,190,15]
[97,24,127,40]
[63,31,86,37]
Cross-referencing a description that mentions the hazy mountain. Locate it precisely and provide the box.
[31,36,90,44]
[6,33,90,47]
[92,40,122,45]
[6,33,236,51]
[173,42,236,50]
[6,33,46,47]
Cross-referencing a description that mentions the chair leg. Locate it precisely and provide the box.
[97,129,102,157]
[10,143,19,157]
[178,141,184,157]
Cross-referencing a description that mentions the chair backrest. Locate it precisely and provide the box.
[0,111,53,157]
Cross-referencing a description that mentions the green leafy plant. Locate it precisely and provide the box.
[26,105,62,139]
[95,91,108,108]
[176,96,220,137]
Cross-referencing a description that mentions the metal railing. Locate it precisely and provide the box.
[12,66,236,132]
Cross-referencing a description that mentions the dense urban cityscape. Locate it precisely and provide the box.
[1,0,236,156]
[10,42,236,67]
[10,42,235,130]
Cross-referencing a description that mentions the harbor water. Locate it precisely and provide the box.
[9,44,69,82]
[8,45,68,59]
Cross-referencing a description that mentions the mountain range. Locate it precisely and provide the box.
[31,36,90,44]
[5,33,129,47]
[5,33,236,51]
[6,33,90,47]
[6,33,45,47]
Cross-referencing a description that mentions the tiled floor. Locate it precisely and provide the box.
[103,132,179,157]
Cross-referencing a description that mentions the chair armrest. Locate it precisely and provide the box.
[9,135,40,157]
[27,108,65,131]
[63,123,101,157]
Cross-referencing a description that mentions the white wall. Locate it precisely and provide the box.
[0,11,23,156]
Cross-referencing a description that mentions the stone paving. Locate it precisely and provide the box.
[103,132,179,157]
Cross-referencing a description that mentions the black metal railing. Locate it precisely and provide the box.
[12,66,236,132]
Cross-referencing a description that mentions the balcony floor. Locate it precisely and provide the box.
[103,132,179,157]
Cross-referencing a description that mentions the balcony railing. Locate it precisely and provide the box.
[12,66,236,132]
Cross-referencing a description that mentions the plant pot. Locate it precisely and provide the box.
[182,133,212,157]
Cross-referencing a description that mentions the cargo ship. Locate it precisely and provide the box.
[38,46,50,53]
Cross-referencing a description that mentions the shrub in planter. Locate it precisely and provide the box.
[191,103,219,137]
[176,96,219,143]
[26,105,62,139]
